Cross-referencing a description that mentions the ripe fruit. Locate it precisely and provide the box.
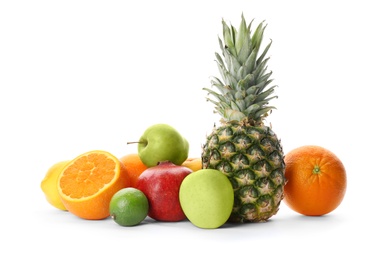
[58,150,131,220]
[130,123,189,167]
[179,169,234,229]
[136,161,192,221]
[109,188,149,226]
[283,145,347,216]
[40,160,70,210]
[201,15,285,222]
[182,158,202,172]
[120,153,148,187]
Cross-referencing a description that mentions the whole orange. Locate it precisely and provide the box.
[120,153,148,187]
[283,145,347,216]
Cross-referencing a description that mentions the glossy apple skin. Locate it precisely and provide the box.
[136,161,192,221]
[138,124,189,167]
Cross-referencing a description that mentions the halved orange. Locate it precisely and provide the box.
[58,150,131,220]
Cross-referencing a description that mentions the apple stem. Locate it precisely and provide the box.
[127,141,147,145]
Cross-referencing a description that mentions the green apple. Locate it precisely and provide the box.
[136,123,189,167]
[179,169,234,229]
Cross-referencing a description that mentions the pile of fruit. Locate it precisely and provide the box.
[40,15,347,229]
[41,123,234,228]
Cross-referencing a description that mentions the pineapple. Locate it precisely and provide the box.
[201,15,286,223]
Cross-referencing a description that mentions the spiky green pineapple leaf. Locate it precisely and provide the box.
[251,21,266,52]
[222,20,237,57]
[222,48,241,81]
[223,109,246,122]
[256,40,272,68]
[253,57,270,82]
[245,85,259,95]
[254,86,276,102]
[205,14,278,123]
[236,17,252,64]
[234,90,245,100]
[210,76,224,89]
[254,106,276,120]
[243,49,258,74]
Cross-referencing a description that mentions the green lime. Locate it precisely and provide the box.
[109,188,149,226]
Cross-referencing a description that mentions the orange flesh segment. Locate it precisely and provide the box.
[60,153,116,199]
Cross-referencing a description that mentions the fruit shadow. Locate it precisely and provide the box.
[218,218,282,229]
[141,216,189,226]
[138,212,342,233]
[222,213,342,232]
[279,212,343,225]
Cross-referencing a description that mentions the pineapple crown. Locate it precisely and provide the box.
[204,14,278,125]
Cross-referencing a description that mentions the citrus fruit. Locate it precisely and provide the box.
[57,150,131,220]
[119,153,148,187]
[40,160,70,210]
[109,187,149,226]
[181,157,202,172]
[283,145,347,216]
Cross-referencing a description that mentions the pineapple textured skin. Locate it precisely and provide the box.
[202,120,285,222]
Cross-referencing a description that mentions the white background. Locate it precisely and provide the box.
[1,0,389,259]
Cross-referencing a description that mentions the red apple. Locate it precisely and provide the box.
[136,161,192,221]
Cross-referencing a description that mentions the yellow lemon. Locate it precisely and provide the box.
[40,160,70,211]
